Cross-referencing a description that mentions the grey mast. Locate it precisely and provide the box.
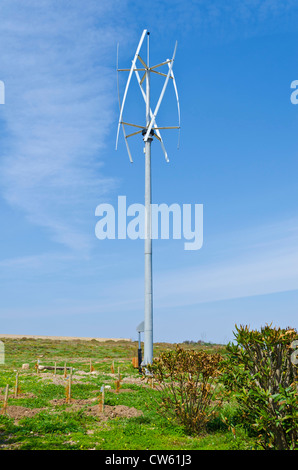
[116,30,180,365]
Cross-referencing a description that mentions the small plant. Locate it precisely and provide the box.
[98,385,105,412]
[114,367,122,393]
[65,369,73,404]
[115,379,121,393]
[145,345,222,434]
[222,324,298,450]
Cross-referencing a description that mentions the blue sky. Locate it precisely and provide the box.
[0,0,297,344]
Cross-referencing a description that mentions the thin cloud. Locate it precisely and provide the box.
[0,0,127,252]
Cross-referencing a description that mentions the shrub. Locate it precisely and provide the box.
[222,324,298,450]
[145,345,222,434]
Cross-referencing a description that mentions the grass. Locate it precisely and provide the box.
[0,337,259,450]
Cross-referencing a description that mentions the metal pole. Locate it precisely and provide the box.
[143,32,153,365]
[138,331,142,372]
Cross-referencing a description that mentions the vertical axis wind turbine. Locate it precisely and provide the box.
[116,30,180,365]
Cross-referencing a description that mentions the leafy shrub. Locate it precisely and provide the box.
[145,345,222,434]
[222,324,298,450]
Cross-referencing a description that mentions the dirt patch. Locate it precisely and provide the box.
[50,398,142,420]
[50,397,98,406]
[1,399,142,424]
[84,404,143,420]
[1,405,45,421]
[51,399,142,419]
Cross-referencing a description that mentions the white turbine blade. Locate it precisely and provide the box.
[152,132,170,161]
[157,135,169,162]
[116,42,133,162]
[124,137,133,163]
[143,41,177,142]
[116,29,147,150]
[168,62,181,149]
[134,69,169,162]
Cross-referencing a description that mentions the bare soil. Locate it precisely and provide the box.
[1,400,143,424]
[0,405,46,421]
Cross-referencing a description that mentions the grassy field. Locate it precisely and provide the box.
[0,337,260,450]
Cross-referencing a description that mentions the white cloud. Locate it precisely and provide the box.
[0,0,128,252]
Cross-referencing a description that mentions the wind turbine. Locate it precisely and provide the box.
[116,30,180,365]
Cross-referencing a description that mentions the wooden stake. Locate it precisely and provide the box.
[64,362,67,378]
[115,379,121,393]
[98,385,105,413]
[111,361,114,374]
[14,372,19,398]
[102,386,105,412]
[54,362,57,376]
[68,368,72,403]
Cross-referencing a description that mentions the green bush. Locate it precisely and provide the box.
[145,345,222,434]
[222,324,298,450]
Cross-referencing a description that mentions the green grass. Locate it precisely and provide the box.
[0,337,259,450]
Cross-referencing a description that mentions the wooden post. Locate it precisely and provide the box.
[2,384,9,414]
[132,357,139,368]
[64,362,67,378]
[14,372,19,398]
[111,361,114,374]
[68,368,72,403]
[99,385,105,412]
[54,362,57,375]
